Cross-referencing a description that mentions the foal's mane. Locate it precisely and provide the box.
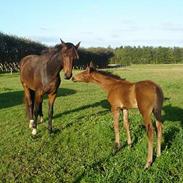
[95,70,125,80]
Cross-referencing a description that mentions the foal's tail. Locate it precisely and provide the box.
[24,89,35,118]
[153,85,164,121]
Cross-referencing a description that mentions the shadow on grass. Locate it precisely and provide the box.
[59,110,109,130]
[54,99,110,120]
[0,88,76,109]
[161,104,183,150]
[163,104,183,126]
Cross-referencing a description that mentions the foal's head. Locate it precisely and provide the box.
[60,39,80,79]
[72,64,95,83]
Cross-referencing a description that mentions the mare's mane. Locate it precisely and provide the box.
[41,42,76,55]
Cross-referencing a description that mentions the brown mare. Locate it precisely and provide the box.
[72,64,164,169]
[20,39,80,135]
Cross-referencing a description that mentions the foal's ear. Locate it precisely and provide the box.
[89,61,96,70]
[75,42,81,49]
[86,65,92,73]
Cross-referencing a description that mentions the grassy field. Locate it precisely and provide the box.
[0,64,183,183]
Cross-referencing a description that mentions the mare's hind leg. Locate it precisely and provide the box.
[23,85,34,128]
[153,109,163,157]
[112,106,121,151]
[47,92,57,133]
[123,109,132,147]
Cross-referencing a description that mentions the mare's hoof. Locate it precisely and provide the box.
[48,128,53,134]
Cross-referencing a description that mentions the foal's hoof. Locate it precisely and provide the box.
[112,143,122,155]
[144,161,152,169]
[39,116,44,123]
[128,143,132,150]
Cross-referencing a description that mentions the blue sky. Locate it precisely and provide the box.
[0,0,183,47]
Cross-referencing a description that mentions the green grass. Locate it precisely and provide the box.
[0,64,183,183]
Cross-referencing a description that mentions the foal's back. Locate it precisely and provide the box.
[107,80,163,113]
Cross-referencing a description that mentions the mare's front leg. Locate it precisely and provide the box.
[32,93,42,135]
[48,92,57,133]
[38,101,44,123]
[112,106,121,152]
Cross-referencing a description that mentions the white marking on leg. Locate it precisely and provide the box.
[29,120,34,129]
[32,128,37,135]
[40,116,44,123]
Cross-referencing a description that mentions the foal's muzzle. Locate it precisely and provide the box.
[72,77,76,82]
[64,73,72,80]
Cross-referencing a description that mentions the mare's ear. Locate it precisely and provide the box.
[60,38,66,47]
[75,42,81,49]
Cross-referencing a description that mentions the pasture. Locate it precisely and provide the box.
[0,64,183,182]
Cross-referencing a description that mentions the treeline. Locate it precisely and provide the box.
[0,32,113,72]
[0,32,47,64]
[77,47,113,68]
[1,32,183,72]
[110,46,183,65]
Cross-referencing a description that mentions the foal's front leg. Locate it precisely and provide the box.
[112,107,121,151]
[123,109,132,147]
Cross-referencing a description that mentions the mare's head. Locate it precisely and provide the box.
[72,62,95,83]
[60,39,80,79]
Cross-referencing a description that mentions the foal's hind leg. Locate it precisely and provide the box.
[143,114,154,169]
[153,109,163,157]
[139,108,154,169]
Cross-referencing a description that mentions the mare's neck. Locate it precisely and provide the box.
[90,72,120,93]
[47,53,63,77]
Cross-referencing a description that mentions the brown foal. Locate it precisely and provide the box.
[72,65,164,169]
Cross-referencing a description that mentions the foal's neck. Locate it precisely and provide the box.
[91,71,121,93]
